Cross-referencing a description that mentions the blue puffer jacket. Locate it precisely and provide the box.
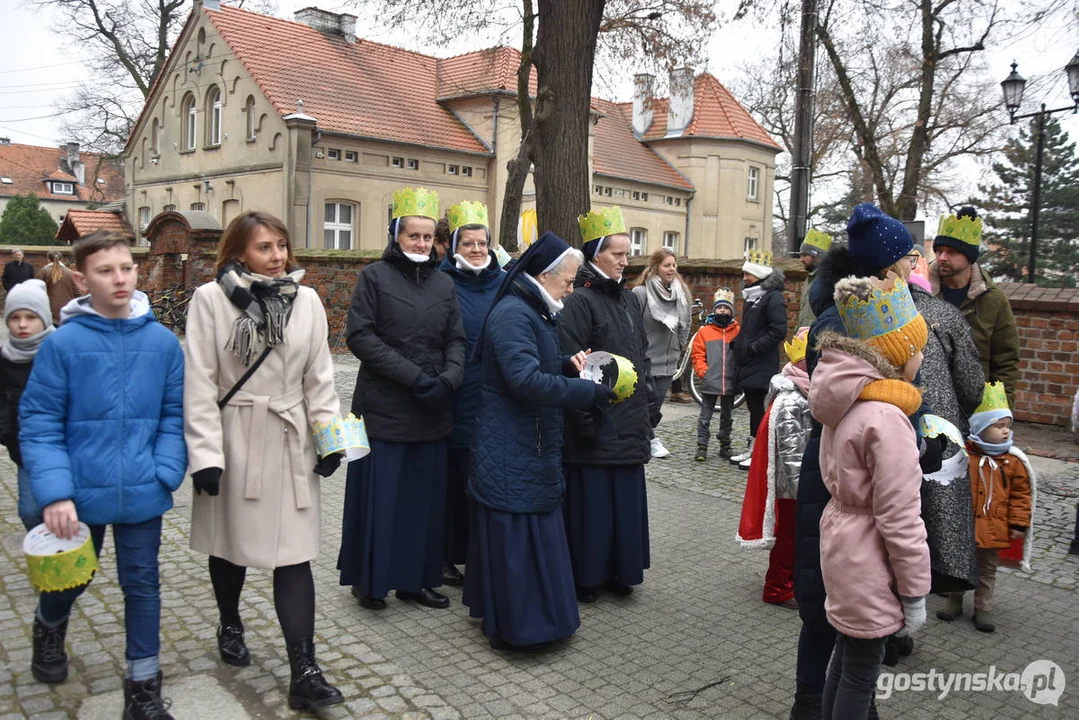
[469,278,599,513]
[20,293,187,526]
[440,254,503,449]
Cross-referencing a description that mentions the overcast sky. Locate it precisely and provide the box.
[1,0,1076,216]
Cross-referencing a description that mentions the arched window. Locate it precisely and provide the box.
[182,94,196,151]
[207,86,222,146]
[151,118,160,155]
[245,95,257,140]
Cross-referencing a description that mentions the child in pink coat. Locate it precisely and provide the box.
[810,274,932,720]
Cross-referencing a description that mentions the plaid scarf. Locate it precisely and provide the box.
[216,261,304,365]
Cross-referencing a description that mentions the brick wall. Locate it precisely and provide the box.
[998,284,1079,426]
[6,235,1075,428]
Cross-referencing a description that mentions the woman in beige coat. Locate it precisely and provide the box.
[183,211,345,711]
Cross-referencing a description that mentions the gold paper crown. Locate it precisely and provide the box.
[392,187,440,221]
[713,287,735,307]
[802,228,833,253]
[313,413,370,459]
[578,206,627,244]
[784,327,810,364]
[447,200,489,233]
[973,382,1010,415]
[745,248,773,267]
[937,213,982,247]
[837,274,921,343]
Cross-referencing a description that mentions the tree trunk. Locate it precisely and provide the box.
[532,0,606,247]
[497,0,536,253]
[896,0,936,221]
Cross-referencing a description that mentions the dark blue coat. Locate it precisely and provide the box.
[469,279,598,513]
[20,298,187,526]
[440,255,503,449]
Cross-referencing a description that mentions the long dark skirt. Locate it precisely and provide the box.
[337,438,447,598]
[563,463,650,588]
[444,448,471,566]
[462,499,580,646]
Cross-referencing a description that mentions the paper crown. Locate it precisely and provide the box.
[937,212,982,248]
[582,351,638,403]
[392,187,440,221]
[745,248,773,267]
[784,327,810,364]
[313,413,370,460]
[836,274,920,344]
[23,523,98,593]
[447,200,489,233]
[973,381,1010,415]
[578,206,627,244]
[801,228,833,254]
[713,287,735,307]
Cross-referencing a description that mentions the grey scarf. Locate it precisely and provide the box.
[1,326,55,363]
[644,275,688,333]
[216,261,304,365]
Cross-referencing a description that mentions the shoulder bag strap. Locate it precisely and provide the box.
[217,345,274,409]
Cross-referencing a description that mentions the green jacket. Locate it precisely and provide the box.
[797,268,817,329]
[929,262,1019,407]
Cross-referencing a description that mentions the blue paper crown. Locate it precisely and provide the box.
[313,414,369,458]
[837,275,920,342]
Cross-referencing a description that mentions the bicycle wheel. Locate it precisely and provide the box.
[732,391,746,409]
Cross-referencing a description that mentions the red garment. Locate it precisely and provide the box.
[737,404,774,545]
[763,499,796,604]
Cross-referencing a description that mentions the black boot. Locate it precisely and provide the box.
[123,672,173,719]
[31,616,69,684]
[788,681,822,720]
[442,561,465,587]
[287,638,344,710]
[217,621,251,667]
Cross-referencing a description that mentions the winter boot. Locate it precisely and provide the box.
[695,444,708,462]
[730,437,754,465]
[973,610,995,633]
[217,621,251,666]
[882,635,900,667]
[787,681,822,720]
[718,441,732,459]
[31,616,69,684]
[287,638,344,710]
[936,593,963,621]
[123,672,173,719]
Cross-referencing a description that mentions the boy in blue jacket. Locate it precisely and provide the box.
[19,231,186,719]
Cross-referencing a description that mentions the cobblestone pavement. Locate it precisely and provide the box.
[0,355,1075,719]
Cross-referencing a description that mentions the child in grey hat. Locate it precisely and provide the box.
[1,278,55,529]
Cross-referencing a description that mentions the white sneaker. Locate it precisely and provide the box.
[739,455,753,470]
[729,438,754,464]
[650,438,671,458]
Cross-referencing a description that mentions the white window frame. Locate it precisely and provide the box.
[448,165,459,175]
[604,187,612,197]
[744,236,758,254]
[191,202,206,211]
[461,166,472,177]
[747,166,760,201]
[183,95,197,151]
[327,149,341,161]
[345,150,358,162]
[324,201,355,250]
[53,182,74,195]
[663,231,679,251]
[406,158,419,170]
[163,204,177,212]
[0,177,12,184]
[207,87,222,146]
[641,192,649,201]
[630,227,646,257]
[391,156,404,168]
[138,206,151,230]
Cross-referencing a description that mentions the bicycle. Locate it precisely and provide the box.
[150,286,191,333]
[671,297,746,410]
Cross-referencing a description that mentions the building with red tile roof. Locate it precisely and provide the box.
[0,140,126,228]
[55,209,135,244]
[123,1,778,258]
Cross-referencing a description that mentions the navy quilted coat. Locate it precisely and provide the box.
[440,255,504,449]
[469,279,598,513]
[19,296,187,526]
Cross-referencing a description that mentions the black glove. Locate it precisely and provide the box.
[314,453,342,478]
[193,467,223,496]
[592,383,617,407]
[412,374,449,406]
[918,435,946,475]
[573,408,599,447]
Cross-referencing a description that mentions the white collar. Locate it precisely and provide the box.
[454,253,492,275]
[523,273,564,315]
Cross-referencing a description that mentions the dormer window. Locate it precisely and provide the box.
[52,182,74,195]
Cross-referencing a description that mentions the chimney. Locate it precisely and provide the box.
[666,68,695,137]
[64,142,85,186]
[294,7,355,42]
[631,73,655,136]
[0,137,10,145]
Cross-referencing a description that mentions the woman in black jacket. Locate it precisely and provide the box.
[559,207,657,603]
[337,188,467,612]
[729,249,787,469]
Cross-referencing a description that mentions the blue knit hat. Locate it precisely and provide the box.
[846,203,913,270]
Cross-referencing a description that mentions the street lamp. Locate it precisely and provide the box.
[1000,53,1079,285]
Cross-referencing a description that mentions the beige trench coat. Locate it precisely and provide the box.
[183,281,340,569]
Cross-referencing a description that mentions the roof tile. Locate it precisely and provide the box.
[0,143,125,203]
[591,99,693,191]
[56,209,134,241]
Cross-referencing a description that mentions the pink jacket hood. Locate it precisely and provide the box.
[809,333,892,429]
